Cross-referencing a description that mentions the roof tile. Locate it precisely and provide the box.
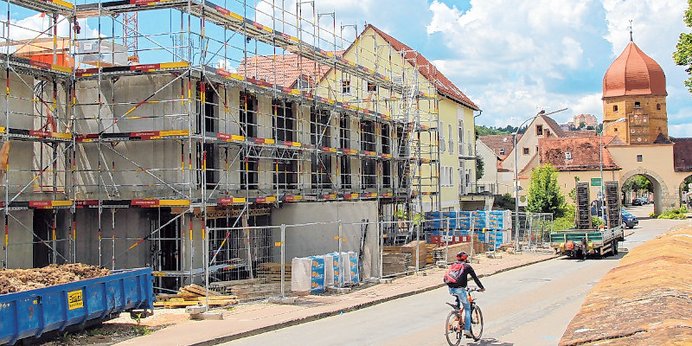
[539,136,619,171]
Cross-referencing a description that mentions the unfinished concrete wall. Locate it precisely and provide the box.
[0,74,38,200]
[270,201,380,278]
[5,210,33,269]
[73,208,153,269]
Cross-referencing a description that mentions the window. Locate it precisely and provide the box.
[272,99,294,142]
[382,124,391,154]
[239,91,257,138]
[523,147,529,155]
[448,124,453,153]
[196,82,217,134]
[367,82,377,93]
[565,151,572,160]
[545,129,551,137]
[275,159,297,190]
[637,154,643,162]
[634,101,641,108]
[239,153,258,190]
[360,120,376,152]
[656,103,661,110]
[341,74,351,94]
[536,124,543,136]
[383,162,391,188]
[440,166,454,187]
[613,105,618,112]
[340,115,350,149]
[340,157,351,189]
[439,122,446,152]
[361,159,377,189]
[499,148,505,156]
[311,108,332,189]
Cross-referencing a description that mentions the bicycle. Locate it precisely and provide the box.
[444,287,484,346]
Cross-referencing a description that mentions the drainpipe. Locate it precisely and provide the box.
[473,110,482,193]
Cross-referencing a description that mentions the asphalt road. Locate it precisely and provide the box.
[223,218,683,346]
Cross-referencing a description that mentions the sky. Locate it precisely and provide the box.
[3,0,690,136]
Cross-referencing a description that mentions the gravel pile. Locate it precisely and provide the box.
[0,264,109,295]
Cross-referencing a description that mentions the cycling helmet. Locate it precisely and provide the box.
[456,251,468,261]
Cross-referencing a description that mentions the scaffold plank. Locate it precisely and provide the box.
[75,0,399,92]
[9,0,74,15]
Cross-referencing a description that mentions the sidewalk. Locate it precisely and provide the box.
[115,252,556,346]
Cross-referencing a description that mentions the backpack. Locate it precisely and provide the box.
[444,262,465,286]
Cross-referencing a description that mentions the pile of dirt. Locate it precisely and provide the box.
[560,222,692,345]
[0,264,109,294]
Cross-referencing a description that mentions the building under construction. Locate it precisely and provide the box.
[0,0,480,289]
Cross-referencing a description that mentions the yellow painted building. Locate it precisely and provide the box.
[315,25,481,211]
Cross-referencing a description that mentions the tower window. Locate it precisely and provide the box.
[634,101,641,108]
[656,103,661,110]
[636,154,643,162]
[613,105,618,112]
[523,147,529,155]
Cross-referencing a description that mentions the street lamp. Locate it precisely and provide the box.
[512,108,568,251]
[599,117,626,222]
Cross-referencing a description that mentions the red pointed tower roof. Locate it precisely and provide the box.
[602,41,667,98]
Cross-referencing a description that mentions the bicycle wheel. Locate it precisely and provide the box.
[445,310,463,346]
[469,305,484,341]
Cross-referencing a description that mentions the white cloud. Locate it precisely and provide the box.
[427,0,604,126]
[254,0,375,48]
[426,0,690,132]
[670,123,692,138]
[6,14,98,42]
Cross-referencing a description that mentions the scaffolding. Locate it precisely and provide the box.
[0,0,445,290]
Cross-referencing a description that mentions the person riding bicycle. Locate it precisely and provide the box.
[446,251,485,338]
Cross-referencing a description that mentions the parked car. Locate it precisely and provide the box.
[621,208,638,229]
[631,197,647,206]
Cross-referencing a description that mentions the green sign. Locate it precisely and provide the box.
[591,177,602,187]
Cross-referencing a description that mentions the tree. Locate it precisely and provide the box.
[526,164,565,217]
[674,0,692,93]
[623,175,653,194]
[475,157,485,180]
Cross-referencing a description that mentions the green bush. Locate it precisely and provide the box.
[552,204,575,231]
[657,206,689,220]
[591,216,605,228]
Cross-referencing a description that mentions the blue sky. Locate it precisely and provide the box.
[4,0,690,136]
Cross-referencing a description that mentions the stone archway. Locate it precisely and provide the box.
[679,174,692,209]
[620,168,677,215]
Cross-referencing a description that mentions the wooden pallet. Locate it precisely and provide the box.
[155,284,237,309]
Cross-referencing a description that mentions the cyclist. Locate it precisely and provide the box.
[447,251,485,338]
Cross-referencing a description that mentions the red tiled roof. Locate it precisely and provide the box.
[238,53,340,88]
[563,130,597,138]
[366,25,479,111]
[539,137,619,171]
[673,137,692,172]
[479,134,519,160]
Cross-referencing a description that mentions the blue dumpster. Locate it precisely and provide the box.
[0,267,153,345]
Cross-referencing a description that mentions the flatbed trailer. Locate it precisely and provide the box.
[549,226,624,258]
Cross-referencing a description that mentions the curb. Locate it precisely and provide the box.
[192,255,559,346]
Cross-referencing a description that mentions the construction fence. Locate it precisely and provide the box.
[184,211,554,301]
